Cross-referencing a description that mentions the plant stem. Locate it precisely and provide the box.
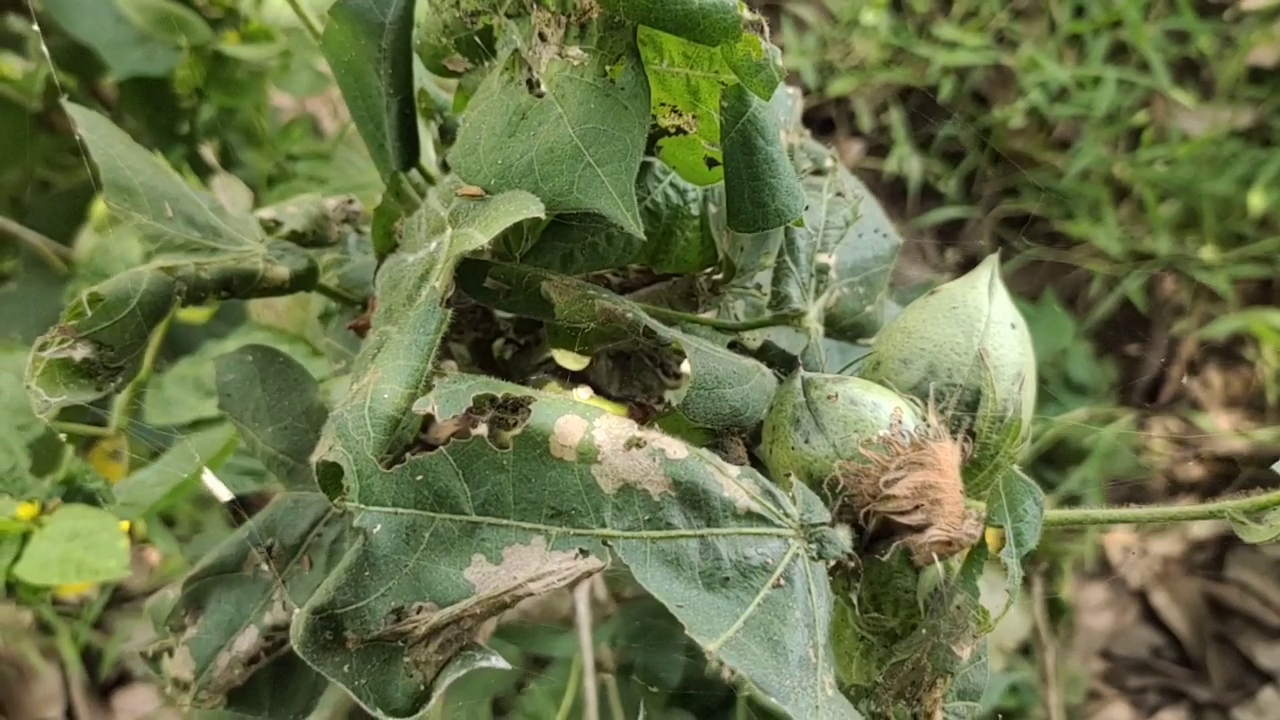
[639,305,804,332]
[308,683,356,720]
[51,421,113,438]
[107,309,174,433]
[601,673,627,720]
[36,603,97,717]
[0,214,71,274]
[315,281,364,307]
[415,162,441,187]
[1042,487,1280,527]
[573,580,600,720]
[407,170,430,199]
[283,0,324,44]
[555,652,584,720]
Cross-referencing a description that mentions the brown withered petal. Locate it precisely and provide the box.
[828,401,980,566]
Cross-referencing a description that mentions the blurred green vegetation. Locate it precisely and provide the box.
[0,0,1277,718]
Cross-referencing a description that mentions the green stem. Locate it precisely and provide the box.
[50,442,75,478]
[107,309,174,433]
[283,0,324,44]
[601,674,626,720]
[1043,487,1280,527]
[415,162,441,187]
[315,282,365,307]
[51,421,113,438]
[0,214,71,274]
[639,305,804,332]
[308,683,356,720]
[555,653,584,720]
[35,603,86,682]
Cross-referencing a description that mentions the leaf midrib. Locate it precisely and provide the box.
[350,504,801,540]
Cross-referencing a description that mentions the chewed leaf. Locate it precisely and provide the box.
[721,32,785,100]
[454,259,778,430]
[637,26,735,186]
[312,189,543,499]
[293,375,855,720]
[415,0,501,79]
[144,492,348,712]
[29,106,320,417]
[451,15,649,236]
[835,548,989,715]
[26,250,317,418]
[942,641,990,719]
[211,651,332,720]
[599,0,743,48]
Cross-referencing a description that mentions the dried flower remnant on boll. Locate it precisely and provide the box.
[829,400,983,566]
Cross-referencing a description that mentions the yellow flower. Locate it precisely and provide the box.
[985,526,1006,554]
[119,520,132,534]
[52,582,99,602]
[14,501,41,522]
[87,432,130,485]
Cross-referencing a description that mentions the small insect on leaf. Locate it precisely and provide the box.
[455,185,489,200]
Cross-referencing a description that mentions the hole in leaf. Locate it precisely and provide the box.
[390,392,537,466]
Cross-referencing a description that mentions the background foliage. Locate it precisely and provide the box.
[1,0,1278,719]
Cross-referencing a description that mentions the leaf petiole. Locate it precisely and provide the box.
[50,421,113,438]
[555,652,584,720]
[314,282,365,307]
[639,304,805,332]
[0,214,72,274]
[107,308,175,433]
[282,0,324,44]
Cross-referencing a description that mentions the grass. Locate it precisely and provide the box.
[772,0,1280,299]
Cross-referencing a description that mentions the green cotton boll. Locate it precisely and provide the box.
[858,252,1037,476]
[758,370,920,492]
